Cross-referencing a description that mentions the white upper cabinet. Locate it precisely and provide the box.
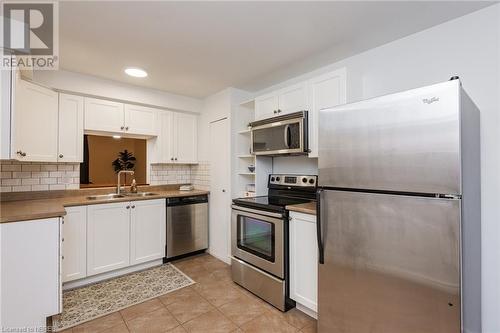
[85,98,159,136]
[174,113,197,163]
[62,206,87,282]
[255,93,279,120]
[12,78,59,162]
[58,94,84,162]
[124,104,157,135]
[255,82,308,120]
[130,199,166,265]
[84,97,124,133]
[278,82,308,115]
[152,111,197,164]
[307,68,346,157]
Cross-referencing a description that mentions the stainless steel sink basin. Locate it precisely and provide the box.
[86,194,126,200]
[123,192,159,197]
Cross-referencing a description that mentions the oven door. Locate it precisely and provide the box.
[231,205,284,278]
[251,117,305,155]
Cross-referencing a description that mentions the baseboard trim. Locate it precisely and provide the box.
[296,302,317,319]
[63,259,163,290]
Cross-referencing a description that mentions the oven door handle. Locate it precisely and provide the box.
[231,205,283,219]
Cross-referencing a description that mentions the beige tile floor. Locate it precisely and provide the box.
[60,253,317,333]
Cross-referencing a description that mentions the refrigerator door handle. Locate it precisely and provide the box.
[316,189,325,264]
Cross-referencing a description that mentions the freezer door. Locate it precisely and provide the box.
[318,80,461,195]
[318,190,461,333]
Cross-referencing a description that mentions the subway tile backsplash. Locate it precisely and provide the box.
[1,160,211,192]
[190,161,210,191]
[0,161,80,192]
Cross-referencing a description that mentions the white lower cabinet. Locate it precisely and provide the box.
[87,201,131,276]
[289,211,318,313]
[0,218,62,328]
[130,199,166,265]
[86,199,166,277]
[62,206,87,282]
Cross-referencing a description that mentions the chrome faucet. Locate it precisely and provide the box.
[117,170,135,195]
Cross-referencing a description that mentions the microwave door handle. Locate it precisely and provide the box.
[284,124,290,148]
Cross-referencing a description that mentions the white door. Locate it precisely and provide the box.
[209,118,230,262]
[84,97,124,133]
[174,113,197,163]
[278,82,308,115]
[0,218,61,328]
[62,206,87,282]
[289,212,318,312]
[58,93,84,162]
[87,202,130,276]
[308,68,346,157]
[255,93,279,120]
[124,104,157,136]
[130,199,166,265]
[12,79,58,162]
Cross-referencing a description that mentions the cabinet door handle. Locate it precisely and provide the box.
[126,205,130,209]
[62,256,65,260]
[121,126,125,130]
[278,109,281,113]
[59,154,64,158]
[175,157,178,161]
[131,205,135,209]
[171,157,174,161]
[125,126,129,131]
[16,150,26,157]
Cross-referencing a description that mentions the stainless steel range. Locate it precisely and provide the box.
[231,174,317,311]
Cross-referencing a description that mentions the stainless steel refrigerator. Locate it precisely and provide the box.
[317,79,481,333]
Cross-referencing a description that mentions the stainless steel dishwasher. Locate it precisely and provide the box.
[165,195,209,260]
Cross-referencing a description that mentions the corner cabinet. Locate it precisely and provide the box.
[289,211,318,313]
[12,78,59,161]
[10,78,85,163]
[152,111,198,164]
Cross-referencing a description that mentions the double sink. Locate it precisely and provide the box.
[86,192,158,200]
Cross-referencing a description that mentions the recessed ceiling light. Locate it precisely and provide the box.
[124,67,147,78]
[112,135,121,139]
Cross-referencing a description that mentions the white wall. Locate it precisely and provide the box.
[272,156,317,175]
[34,70,202,113]
[254,5,500,331]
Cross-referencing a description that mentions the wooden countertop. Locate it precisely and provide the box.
[286,201,316,215]
[0,189,209,224]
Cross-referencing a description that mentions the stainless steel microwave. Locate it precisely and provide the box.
[250,111,308,156]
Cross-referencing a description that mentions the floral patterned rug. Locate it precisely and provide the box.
[52,263,194,331]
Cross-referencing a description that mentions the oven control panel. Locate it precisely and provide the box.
[269,174,317,187]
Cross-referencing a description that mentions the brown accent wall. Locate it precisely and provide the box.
[87,135,147,186]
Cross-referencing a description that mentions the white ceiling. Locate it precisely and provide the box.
[59,1,493,98]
